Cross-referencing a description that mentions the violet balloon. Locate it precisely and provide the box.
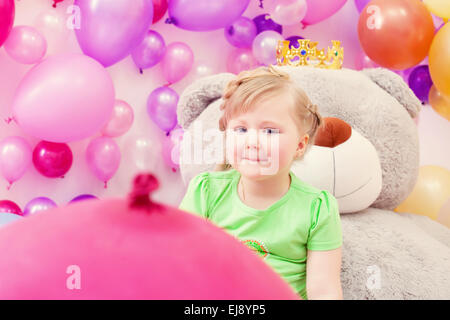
[227,48,259,74]
[4,26,47,64]
[0,0,14,47]
[286,35,305,48]
[23,197,57,216]
[86,137,121,188]
[0,136,32,189]
[253,14,283,34]
[167,0,250,31]
[225,17,257,49]
[0,200,22,216]
[147,86,179,134]
[101,100,134,138]
[70,194,98,203]
[12,53,115,143]
[355,0,371,13]
[161,42,194,84]
[302,0,347,26]
[74,0,154,67]
[408,65,433,104]
[252,30,284,65]
[131,30,166,73]
[32,141,73,178]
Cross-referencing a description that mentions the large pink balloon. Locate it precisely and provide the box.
[12,54,115,143]
[4,26,47,64]
[0,0,14,47]
[0,174,298,299]
[0,136,32,189]
[161,42,194,84]
[302,0,347,26]
[74,0,154,67]
[86,137,121,188]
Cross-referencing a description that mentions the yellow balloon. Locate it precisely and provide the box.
[395,166,450,220]
[437,198,450,228]
[429,23,450,98]
[424,0,450,19]
[429,85,450,121]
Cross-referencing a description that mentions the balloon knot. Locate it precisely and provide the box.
[259,0,264,9]
[165,18,176,25]
[129,173,160,211]
[6,182,12,191]
[4,116,15,124]
[139,68,143,74]
[104,181,108,189]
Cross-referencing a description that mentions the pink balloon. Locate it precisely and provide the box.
[264,0,308,26]
[101,100,134,137]
[147,86,179,134]
[162,129,183,172]
[32,141,73,178]
[252,30,284,65]
[4,26,47,64]
[0,200,22,216]
[227,48,259,74]
[86,137,121,188]
[12,53,115,143]
[161,42,194,84]
[302,0,347,26]
[0,136,32,189]
[0,0,14,47]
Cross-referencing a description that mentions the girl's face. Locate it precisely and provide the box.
[226,93,309,179]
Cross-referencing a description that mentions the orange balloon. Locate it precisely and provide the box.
[358,0,435,70]
[429,23,450,98]
[429,85,450,121]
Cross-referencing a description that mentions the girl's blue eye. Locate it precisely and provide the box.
[234,127,247,133]
[262,128,280,134]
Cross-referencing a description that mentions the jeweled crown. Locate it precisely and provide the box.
[276,39,344,69]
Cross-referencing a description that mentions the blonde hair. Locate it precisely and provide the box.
[215,65,322,171]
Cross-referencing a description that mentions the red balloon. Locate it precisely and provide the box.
[152,0,168,24]
[33,141,73,178]
[0,0,14,47]
[0,200,22,216]
[357,0,435,70]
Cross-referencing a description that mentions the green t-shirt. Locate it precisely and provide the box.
[179,168,342,300]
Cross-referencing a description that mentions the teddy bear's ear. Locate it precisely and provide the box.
[362,68,421,118]
[177,73,236,129]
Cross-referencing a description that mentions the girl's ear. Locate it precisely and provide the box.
[295,134,309,158]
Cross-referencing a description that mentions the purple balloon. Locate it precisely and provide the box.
[70,194,98,203]
[23,197,57,216]
[286,35,304,48]
[253,14,283,35]
[225,17,257,48]
[354,0,371,13]
[147,86,179,134]
[131,30,166,73]
[408,65,433,104]
[74,0,154,67]
[160,42,193,84]
[167,0,250,31]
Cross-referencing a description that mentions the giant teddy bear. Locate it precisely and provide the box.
[176,66,450,299]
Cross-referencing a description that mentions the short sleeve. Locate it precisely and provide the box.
[306,191,342,251]
[178,173,210,219]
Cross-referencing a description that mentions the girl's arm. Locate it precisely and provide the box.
[306,247,343,300]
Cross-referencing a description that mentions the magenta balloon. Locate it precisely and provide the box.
[0,0,14,47]
[32,141,73,178]
[227,48,259,74]
[224,16,257,48]
[252,30,284,65]
[147,86,179,133]
[168,0,250,31]
[12,53,115,143]
[101,100,134,138]
[161,42,194,84]
[86,137,121,187]
[4,26,47,64]
[0,200,22,216]
[74,0,154,67]
[0,136,32,187]
[131,30,166,72]
[354,0,370,13]
[23,197,57,216]
[302,0,347,25]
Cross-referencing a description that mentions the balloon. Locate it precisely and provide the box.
[162,127,184,172]
[4,26,47,64]
[121,135,160,178]
[74,0,154,67]
[23,197,57,216]
[227,48,259,74]
[32,141,73,178]
[189,60,217,80]
[160,42,193,84]
[0,200,22,216]
[429,23,450,98]
[12,53,115,143]
[0,212,22,227]
[86,137,121,188]
[302,0,347,25]
[408,65,433,104]
[34,8,70,55]
[70,194,98,203]
[395,166,450,220]
[253,14,283,34]
[147,86,179,134]
[152,0,168,24]
[286,35,305,48]
[0,0,14,47]
[252,30,284,65]
[355,0,370,13]
[101,100,134,137]
[131,30,166,73]
[264,0,307,26]
[358,0,435,70]
[0,137,32,189]
[424,0,450,20]
[224,17,257,49]
[52,0,64,8]
[167,0,250,31]
[428,86,450,121]
[436,198,450,229]
[0,174,298,299]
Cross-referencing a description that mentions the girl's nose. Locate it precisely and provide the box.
[245,129,259,149]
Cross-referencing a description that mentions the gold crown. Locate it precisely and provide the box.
[276,39,344,69]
